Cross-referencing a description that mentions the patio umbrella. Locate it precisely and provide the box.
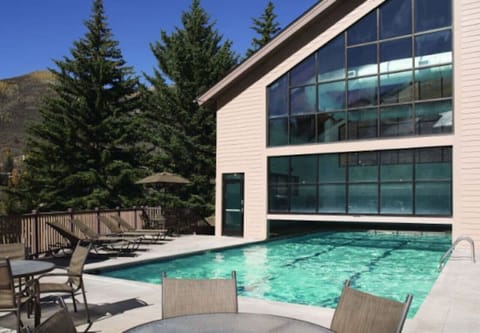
[135,172,190,185]
[135,172,191,227]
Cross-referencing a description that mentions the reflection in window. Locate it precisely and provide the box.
[291,155,317,184]
[268,75,288,117]
[290,86,316,115]
[380,150,413,181]
[380,71,414,104]
[268,118,288,146]
[290,55,316,86]
[415,182,451,215]
[415,147,451,180]
[318,81,345,111]
[348,108,378,139]
[348,44,378,77]
[268,156,289,184]
[415,31,452,68]
[349,184,378,214]
[348,10,377,45]
[380,38,412,73]
[319,184,346,213]
[380,183,413,214]
[415,65,452,100]
[269,185,289,212]
[290,115,316,144]
[380,105,414,137]
[319,154,347,182]
[267,0,452,147]
[348,151,378,182]
[416,100,452,135]
[415,0,452,32]
[318,34,345,81]
[348,77,378,108]
[291,185,317,212]
[318,112,346,142]
[267,147,452,216]
[380,0,412,39]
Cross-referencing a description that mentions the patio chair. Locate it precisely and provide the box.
[37,242,92,329]
[161,271,238,319]
[0,258,40,333]
[330,280,413,333]
[70,219,142,253]
[29,297,77,333]
[107,215,168,241]
[142,206,166,229]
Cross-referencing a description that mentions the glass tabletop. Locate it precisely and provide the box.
[10,259,55,278]
[124,312,334,333]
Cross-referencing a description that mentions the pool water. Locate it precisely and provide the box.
[99,231,450,317]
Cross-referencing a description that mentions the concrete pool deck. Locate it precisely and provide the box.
[1,234,478,332]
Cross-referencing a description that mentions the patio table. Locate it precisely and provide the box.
[123,312,334,332]
[10,259,55,278]
[10,259,55,326]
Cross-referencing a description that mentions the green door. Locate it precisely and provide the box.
[222,173,244,237]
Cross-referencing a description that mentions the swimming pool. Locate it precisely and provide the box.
[98,231,450,317]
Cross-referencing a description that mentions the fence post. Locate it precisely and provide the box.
[95,207,100,234]
[133,206,138,229]
[32,210,39,258]
[68,208,74,232]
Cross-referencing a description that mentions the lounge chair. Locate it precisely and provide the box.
[161,271,238,319]
[107,215,168,241]
[330,280,413,333]
[47,220,137,255]
[0,258,39,332]
[70,219,142,253]
[37,243,92,331]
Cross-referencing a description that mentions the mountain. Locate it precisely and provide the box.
[0,71,54,156]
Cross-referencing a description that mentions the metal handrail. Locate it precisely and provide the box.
[438,235,476,271]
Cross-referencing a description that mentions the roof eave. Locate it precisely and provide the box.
[197,0,340,106]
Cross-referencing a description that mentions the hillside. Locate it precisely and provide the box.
[0,71,54,155]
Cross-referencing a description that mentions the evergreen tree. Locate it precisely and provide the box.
[246,1,281,57]
[17,0,144,211]
[146,0,238,217]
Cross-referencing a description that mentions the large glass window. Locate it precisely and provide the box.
[318,35,345,81]
[415,0,452,32]
[291,55,316,86]
[268,147,452,216]
[267,0,452,147]
[348,10,377,45]
[380,0,412,39]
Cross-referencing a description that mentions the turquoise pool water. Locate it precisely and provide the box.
[98,231,450,317]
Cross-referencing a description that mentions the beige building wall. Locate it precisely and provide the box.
[453,0,480,248]
[216,0,474,243]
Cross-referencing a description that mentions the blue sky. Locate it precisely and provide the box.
[0,0,319,80]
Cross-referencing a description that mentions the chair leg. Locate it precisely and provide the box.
[81,284,91,325]
[71,290,78,312]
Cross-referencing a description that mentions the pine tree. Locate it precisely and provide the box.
[146,0,238,217]
[17,0,144,211]
[246,1,281,57]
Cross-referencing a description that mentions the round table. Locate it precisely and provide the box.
[123,313,334,333]
[10,259,55,278]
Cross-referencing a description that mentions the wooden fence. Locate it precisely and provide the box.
[1,207,143,257]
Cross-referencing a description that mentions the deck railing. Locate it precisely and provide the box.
[1,207,143,257]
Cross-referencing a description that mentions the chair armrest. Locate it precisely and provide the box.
[36,271,73,280]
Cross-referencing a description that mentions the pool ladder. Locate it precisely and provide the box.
[438,235,476,271]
